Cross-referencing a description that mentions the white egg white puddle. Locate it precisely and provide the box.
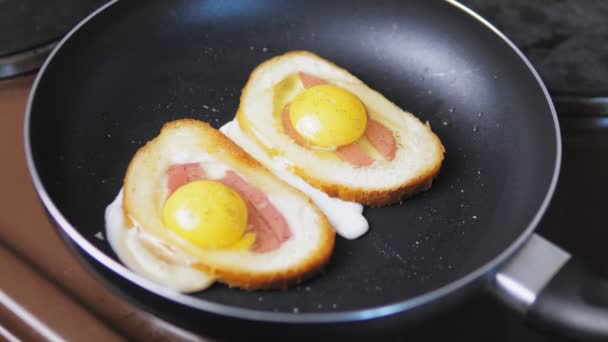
[220,120,369,239]
[105,189,214,293]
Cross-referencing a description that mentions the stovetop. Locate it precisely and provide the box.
[463,0,608,98]
[1,1,607,340]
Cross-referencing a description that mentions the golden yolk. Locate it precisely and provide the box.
[289,84,367,148]
[229,232,256,251]
[162,180,251,250]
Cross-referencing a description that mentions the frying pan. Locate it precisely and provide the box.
[24,0,608,339]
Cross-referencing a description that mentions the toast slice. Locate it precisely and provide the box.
[236,51,445,206]
[121,119,335,290]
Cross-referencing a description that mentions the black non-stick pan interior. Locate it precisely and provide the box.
[27,0,558,315]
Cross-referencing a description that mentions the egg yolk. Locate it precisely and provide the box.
[289,84,367,148]
[162,180,250,250]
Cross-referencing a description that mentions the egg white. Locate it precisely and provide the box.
[220,120,369,240]
[105,189,215,292]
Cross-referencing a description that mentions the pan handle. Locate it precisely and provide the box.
[490,233,608,340]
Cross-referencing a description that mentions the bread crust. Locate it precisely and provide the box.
[122,119,336,291]
[236,50,445,206]
[292,154,442,207]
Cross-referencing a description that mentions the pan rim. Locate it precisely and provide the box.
[23,0,562,324]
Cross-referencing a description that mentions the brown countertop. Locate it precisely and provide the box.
[0,74,203,341]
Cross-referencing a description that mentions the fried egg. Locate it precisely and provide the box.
[105,119,335,293]
[236,51,444,207]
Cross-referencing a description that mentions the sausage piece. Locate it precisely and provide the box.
[299,72,327,88]
[365,119,396,161]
